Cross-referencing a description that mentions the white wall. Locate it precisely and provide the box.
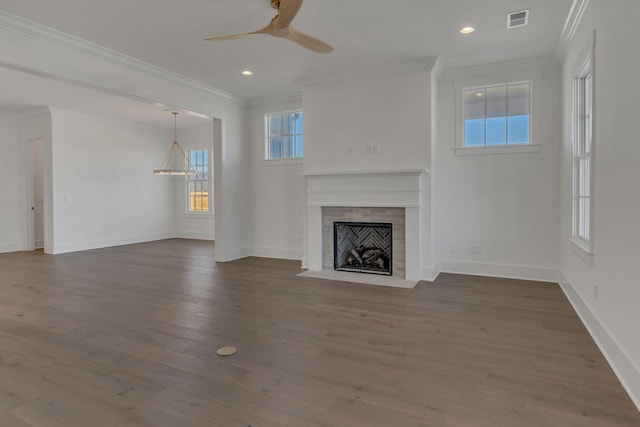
[434,57,562,281]
[301,59,435,174]
[559,0,640,408]
[175,123,215,241]
[17,109,53,252]
[48,109,175,253]
[0,113,20,252]
[0,17,251,262]
[248,94,304,260]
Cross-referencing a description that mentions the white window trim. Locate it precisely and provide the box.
[454,69,542,156]
[570,31,596,258]
[184,147,214,217]
[260,158,303,166]
[264,109,304,161]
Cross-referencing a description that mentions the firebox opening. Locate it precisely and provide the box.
[333,222,392,276]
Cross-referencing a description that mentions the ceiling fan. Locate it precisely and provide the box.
[204,0,333,54]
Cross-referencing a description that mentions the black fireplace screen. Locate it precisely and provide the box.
[333,222,392,276]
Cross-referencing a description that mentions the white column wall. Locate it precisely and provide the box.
[175,124,215,241]
[559,0,640,409]
[248,95,304,260]
[0,113,20,253]
[434,57,562,282]
[48,109,175,253]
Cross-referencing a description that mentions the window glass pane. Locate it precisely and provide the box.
[508,115,530,144]
[281,136,293,158]
[269,114,282,137]
[464,89,485,120]
[186,150,210,213]
[486,116,507,145]
[579,156,590,197]
[295,135,304,157]
[584,73,592,153]
[579,197,590,240]
[508,84,530,116]
[295,112,304,134]
[486,86,507,118]
[282,113,291,135]
[465,119,485,146]
[270,138,282,159]
[265,111,303,159]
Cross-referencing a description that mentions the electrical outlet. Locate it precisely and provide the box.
[471,245,481,255]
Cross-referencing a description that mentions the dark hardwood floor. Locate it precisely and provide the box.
[0,239,638,426]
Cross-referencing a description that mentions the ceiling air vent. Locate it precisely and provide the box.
[507,9,529,29]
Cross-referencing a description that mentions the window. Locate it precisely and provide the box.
[186,149,209,213]
[265,110,303,160]
[463,82,531,147]
[573,58,593,247]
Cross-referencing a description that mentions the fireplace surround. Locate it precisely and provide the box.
[303,169,429,285]
[334,221,393,275]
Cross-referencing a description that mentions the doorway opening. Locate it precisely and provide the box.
[27,138,44,250]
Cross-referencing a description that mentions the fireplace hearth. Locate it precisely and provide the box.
[334,222,392,275]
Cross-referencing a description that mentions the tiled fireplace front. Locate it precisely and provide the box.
[322,207,405,278]
[303,170,428,284]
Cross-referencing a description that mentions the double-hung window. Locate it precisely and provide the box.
[573,58,593,249]
[265,110,303,160]
[186,149,210,213]
[463,82,531,147]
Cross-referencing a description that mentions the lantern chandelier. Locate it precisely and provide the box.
[153,112,197,176]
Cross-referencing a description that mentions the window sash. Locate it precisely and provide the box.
[186,149,209,213]
[265,111,303,160]
[463,82,531,147]
[574,61,593,244]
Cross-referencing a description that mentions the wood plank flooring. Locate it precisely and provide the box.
[0,239,638,426]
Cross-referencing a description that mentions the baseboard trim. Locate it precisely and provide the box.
[225,247,252,261]
[437,259,559,283]
[0,242,20,253]
[251,246,302,261]
[421,262,441,281]
[558,270,640,412]
[51,232,175,254]
[175,231,215,241]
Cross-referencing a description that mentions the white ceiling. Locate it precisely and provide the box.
[0,0,574,124]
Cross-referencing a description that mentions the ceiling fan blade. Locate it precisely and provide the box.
[204,32,257,42]
[275,0,304,28]
[204,21,274,42]
[286,26,333,53]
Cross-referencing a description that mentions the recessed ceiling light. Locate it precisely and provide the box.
[241,70,254,76]
[475,92,484,97]
[460,26,475,34]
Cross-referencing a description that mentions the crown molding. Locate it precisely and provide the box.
[296,57,439,88]
[47,107,174,132]
[0,110,18,119]
[249,92,302,108]
[0,10,243,105]
[555,0,592,61]
[443,55,559,79]
[0,106,52,119]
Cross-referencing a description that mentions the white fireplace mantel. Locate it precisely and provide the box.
[303,169,429,282]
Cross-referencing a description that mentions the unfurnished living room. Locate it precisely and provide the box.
[0,0,639,426]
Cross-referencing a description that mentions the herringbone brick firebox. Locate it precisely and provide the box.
[322,207,406,279]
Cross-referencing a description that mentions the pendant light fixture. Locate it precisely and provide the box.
[154,112,197,175]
